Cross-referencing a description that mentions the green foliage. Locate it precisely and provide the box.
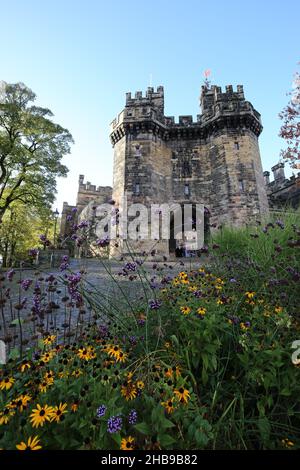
[0,201,54,266]
[0,211,299,450]
[0,81,73,220]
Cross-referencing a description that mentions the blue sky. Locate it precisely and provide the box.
[1,0,299,212]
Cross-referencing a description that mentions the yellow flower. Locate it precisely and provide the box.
[136,380,144,390]
[14,395,31,412]
[180,306,191,315]
[72,369,83,378]
[172,279,180,286]
[50,403,68,423]
[16,436,42,451]
[245,291,255,299]
[38,381,50,393]
[275,306,283,314]
[120,436,135,450]
[115,350,128,363]
[0,377,15,391]
[161,398,175,414]
[77,346,95,361]
[43,335,56,346]
[41,350,55,363]
[174,387,190,404]
[71,402,79,413]
[281,438,294,448]
[0,408,15,425]
[20,362,31,373]
[164,342,171,349]
[164,368,173,379]
[126,372,134,382]
[30,404,53,428]
[188,285,197,292]
[217,299,224,305]
[44,371,55,384]
[240,322,250,331]
[121,383,137,401]
[179,271,188,279]
[181,278,189,285]
[197,307,206,316]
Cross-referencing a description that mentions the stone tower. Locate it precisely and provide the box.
[110,83,269,257]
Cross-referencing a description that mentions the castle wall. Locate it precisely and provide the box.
[110,83,269,258]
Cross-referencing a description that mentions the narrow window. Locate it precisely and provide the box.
[234,142,239,150]
[239,180,244,192]
[134,183,140,195]
[184,184,190,196]
[135,145,141,157]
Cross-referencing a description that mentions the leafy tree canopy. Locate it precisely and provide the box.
[0,81,73,220]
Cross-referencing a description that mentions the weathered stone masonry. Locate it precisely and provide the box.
[110,84,269,256]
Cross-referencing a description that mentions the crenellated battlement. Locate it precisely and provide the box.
[110,83,262,146]
[78,175,112,194]
[125,86,164,104]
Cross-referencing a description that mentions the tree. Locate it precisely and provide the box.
[0,202,55,267]
[0,82,73,221]
[279,63,300,169]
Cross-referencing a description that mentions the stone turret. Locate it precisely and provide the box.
[109,82,269,257]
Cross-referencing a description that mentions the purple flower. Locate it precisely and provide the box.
[7,269,15,282]
[149,299,162,310]
[229,278,237,283]
[78,220,89,229]
[275,219,285,229]
[107,415,122,433]
[66,215,73,221]
[96,237,110,248]
[21,279,33,291]
[71,207,78,213]
[28,248,38,257]
[97,405,106,418]
[128,409,138,425]
[193,290,203,298]
[124,262,136,272]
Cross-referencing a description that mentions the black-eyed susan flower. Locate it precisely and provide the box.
[50,403,68,423]
[106,344,121,359]
[44,371,54,384]
[197,307,206,316]
[121,383,137,401]
[281,438,294,448]
[174,387,190,404]
[20,362,31,373]
[72,369,83,378]
[14,395,31,412]
[245,291,255,299]
[71,401,79,413]
[30,404,53,428]
[240,322,250,331]
[41,351,55,363]
[0,408,15,425]
[38,381,51,393]
[116,350,128,363]
[0,377,15,391]
[180,306,191,315]
[179,271,188,279]
[161,398,175,414]
[43,335,56,346]
[120,436,135,450]
[16,435,42,451]
[136,380,144,390]
[275,306,283,314]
